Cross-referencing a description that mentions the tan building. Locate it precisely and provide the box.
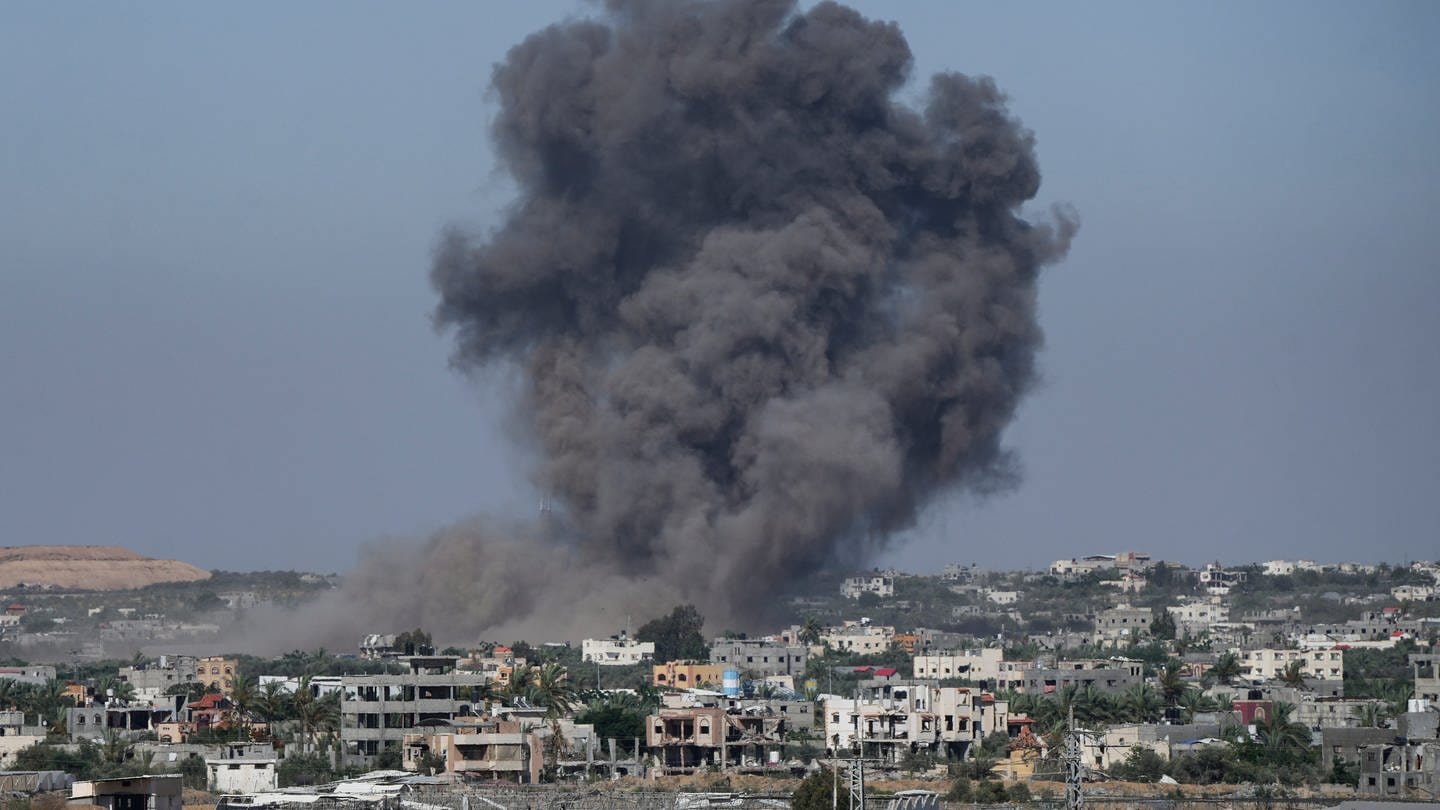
[403,718,543,784]
[652,661,726,689]
[645,705,786,772]
[197,657,239,695]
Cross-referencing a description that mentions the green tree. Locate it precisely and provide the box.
[792,768,851,810]
[1279,661,1307,690]
[1209,652,1241,686]
[637,605,708,663]
[1149,611,1177,640]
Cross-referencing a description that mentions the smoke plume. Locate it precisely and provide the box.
[327,0,1074,644]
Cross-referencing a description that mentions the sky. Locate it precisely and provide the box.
[2,1,1437,576]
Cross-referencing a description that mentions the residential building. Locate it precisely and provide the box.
[338,656,493,768]
[402,719,543,783]
[1094,604,1152,642]
[652,661,726,689]
[0,711,49,767]
[823,684,1008,762]
[1359,712,1440,797]
[912,648,1003,684]
[842,575,894,600]
[197,657,239,695]
[645,705,787,772]
[70,775,181,810]
[117,656,198,700]
[985,590,1020,606]
[206,756,277,794]
[1195,563,1247,594]
[1413,654,1440,703]
[1166,597,1230,634]
[821,621,895,654]
[942,563,977,583]
[0,665,57,686]
[708,639,807,678]
[582,632,654,667]
[1236,648,1345,682]
[1017,660,1143,695]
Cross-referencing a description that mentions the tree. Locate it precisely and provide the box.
[1149,611,1177,640]
[1209,652,1241,685]
[229,674,255,738]
[1352,702,1389,728]
[792,768,851,810]
[1157,660,1187,705]
[1279,661,1307,690]
[799,617,823,646]
[637,605,707,663]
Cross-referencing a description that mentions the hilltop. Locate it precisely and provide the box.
[0,545,210,591]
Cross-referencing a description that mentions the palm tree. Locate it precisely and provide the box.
[1352,702,1389,728]
[506,664,536,704]
[1156,660,1187,705]
[798,617,823,646]
[534,665,577,751]
[1209,652,1241,686]
[254,681,290,732]
[1175,687,1218,723]
[229,674,255,739]
[297,690,340,754]
[1279,661,1307,690]
[1255,702,1311,760]
[1122,684,1164,723]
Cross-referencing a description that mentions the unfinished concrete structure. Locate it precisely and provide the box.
[645,705,788,773]
[339,656,493,769]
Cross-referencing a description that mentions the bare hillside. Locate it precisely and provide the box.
[0,545,211,590]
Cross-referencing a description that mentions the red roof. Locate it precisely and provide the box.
[874,667,898,678]
[191,693,228,710]
[852,665,872,673]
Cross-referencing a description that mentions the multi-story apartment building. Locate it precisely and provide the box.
[1236,648,1345,681]
[197,657,239,695]
[1166,597,1230,633]
[708,639,808,678]
[823,683,1008,761]
[1017,660,1144,694]
[912,648,1003,684]
[841,575,894,600]
[1094,604,1152,642]
[821,621,895,654]
[338,656,493,768]
[117,656,197,699]
[581,633,654,666]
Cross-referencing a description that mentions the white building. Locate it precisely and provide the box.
[842,575,895,600]
[985,590,1020,605]
[823,684,1008,761]
[1166,597,1230,633]
[822,620,895,654]
[581,633,655,666]
[207,757,278,793]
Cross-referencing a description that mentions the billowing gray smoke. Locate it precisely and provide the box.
[338,0,1074,643]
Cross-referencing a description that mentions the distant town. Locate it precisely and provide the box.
[0,551,1438,808]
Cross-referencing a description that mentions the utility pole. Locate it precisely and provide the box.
[1064,707,1085,810]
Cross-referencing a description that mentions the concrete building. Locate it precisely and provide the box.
[842,575,894,600]
[206,757,277,794]
[403,718,544,783]
[117,657,198,700]
[1414,654,1440,703]
[824,684,1008,762]
[581,633,654,667]
[1236,648,1345,682]
[338,656,493,768]
[708,639,808,678]
[0,665,57,686]
[652,661,726,689]
[1359,712,1440,797]
[912,648,1003,684]
[1166,597,1230,634]
[197,657,239,695]
[1018,660,1143,695]
[821,621,895,654]
[69,775,181,810]
[645,705,787,772]
[1094,605,1152,642]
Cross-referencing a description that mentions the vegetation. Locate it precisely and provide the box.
[636,604,708,663]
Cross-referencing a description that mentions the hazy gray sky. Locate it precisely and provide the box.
[2,1,1436,575]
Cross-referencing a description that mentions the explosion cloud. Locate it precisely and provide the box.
[334,0,1074,642]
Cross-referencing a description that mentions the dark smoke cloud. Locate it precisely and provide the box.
[323,0,1074,645]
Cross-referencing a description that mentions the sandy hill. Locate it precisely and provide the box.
[0,545,211,591]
